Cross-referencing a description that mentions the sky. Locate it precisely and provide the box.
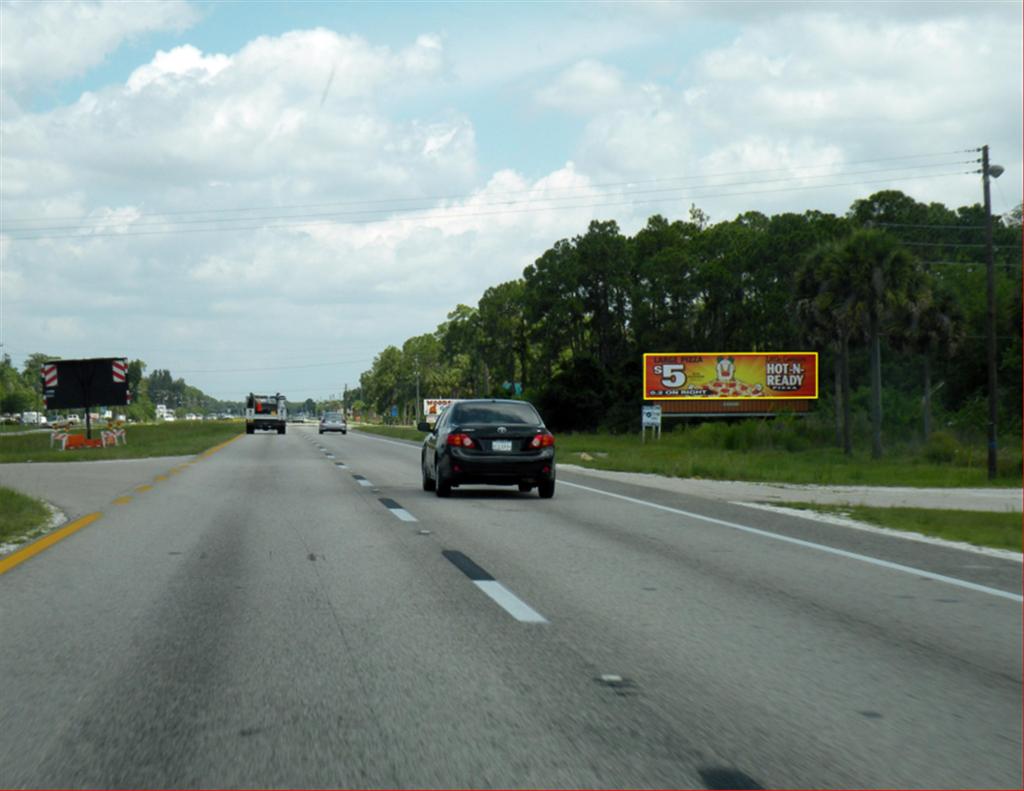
[1,0,1021,403]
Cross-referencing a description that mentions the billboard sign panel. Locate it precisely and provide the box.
[423,398,458,424]
[42,358,130,409]
[643,353,817,400]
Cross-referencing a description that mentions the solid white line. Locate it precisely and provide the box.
[350,432,421,449]
[390,508,418,522]
[560,480,1023,603]
[737,501,1023,563]
[356,479,373,487]
[473,580,548,623]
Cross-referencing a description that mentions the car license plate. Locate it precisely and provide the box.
[492,440,512,452]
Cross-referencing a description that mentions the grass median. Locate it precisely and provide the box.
[0,486,51,546]
[352,423,1021,488]
[774,502,1022,552]
[0,421,244,464]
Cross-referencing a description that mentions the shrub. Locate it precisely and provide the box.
[924,430,963,463]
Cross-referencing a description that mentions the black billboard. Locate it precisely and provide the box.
[41,358,130,409]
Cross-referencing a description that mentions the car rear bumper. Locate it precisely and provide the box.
[444,449,555,485]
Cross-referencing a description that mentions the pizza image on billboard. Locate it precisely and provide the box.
[643,353,818,400]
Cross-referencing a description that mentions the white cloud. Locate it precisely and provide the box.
[535,59,627,114]
[558,8,1020,221]
[125,44,229,94]
[1,0,198,100]
[1,6,1019,399]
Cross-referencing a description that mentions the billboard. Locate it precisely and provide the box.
[423,398,458,424]
[643,353,817,400]
[41,358,131,409]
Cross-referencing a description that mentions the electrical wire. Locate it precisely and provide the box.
[7,157,977,233]
[3,169,977,241]
[3,148,976,226]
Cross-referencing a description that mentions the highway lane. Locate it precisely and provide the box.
[0,426,1019,788]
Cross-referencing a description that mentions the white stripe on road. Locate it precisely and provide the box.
[390,508,418,522]
[350,432,421,449]
[473,580,549,623]
[356,479,373,487]
[560,480,1023,603]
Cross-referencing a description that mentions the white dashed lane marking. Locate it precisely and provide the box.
[442,550,548,623]
[379,498,418,522]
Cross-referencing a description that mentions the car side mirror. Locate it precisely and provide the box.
[417,421,432,433]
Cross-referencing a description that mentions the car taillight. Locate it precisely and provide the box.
[530,432,555,448]
[447,433,476,448]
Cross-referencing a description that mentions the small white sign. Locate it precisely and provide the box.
[641,404,662,427]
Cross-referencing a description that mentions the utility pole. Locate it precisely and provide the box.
[414,356,421,422]
[981,145,1002,480]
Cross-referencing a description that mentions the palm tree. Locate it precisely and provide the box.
[891,279,964,440]
[795,241,861,455]
[837,230,920,458]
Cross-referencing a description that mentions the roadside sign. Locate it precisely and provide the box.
[643,352,818,400]
[641,403,662,442]
[423,398,457,424]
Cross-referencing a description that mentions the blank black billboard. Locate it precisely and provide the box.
[41,358,130,409]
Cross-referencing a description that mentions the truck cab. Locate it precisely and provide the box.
[245,393,287,434]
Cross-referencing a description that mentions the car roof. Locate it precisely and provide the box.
[451,398,532,405]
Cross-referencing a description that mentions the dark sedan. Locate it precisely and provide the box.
[418,399,555,498]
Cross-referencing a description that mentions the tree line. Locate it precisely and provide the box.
[357,190,1022,456]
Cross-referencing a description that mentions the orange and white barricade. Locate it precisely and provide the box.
[103,427,127,446]
[50,430,70,450]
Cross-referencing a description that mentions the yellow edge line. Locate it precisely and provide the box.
[200,432,244,458]
[0,433,243,576]
[135,484,153,493]
[112,496,132,505]
[0,513,103,576]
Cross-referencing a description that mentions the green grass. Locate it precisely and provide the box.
[0,486,50,545]
[353,423,1021,488]
[775,502,1022,552]
[0,421,243,464]
[353,424,426,442]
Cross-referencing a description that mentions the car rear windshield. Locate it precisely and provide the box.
[450,402,541,425]
[253,398,279,413]
[323,413,342,420]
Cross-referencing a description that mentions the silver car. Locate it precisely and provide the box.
[318,411,348,435]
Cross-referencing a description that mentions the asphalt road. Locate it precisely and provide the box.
[0,427,1020,789]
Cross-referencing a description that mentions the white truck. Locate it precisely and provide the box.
[245,393,287,435]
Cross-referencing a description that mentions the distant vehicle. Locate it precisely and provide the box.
[246,393,286,435]
[21,412,45,425]
[163,414,176,422]
[318,411,347,435]
[418,399,556,498]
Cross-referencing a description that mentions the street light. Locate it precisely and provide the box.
[981,145,1003,480]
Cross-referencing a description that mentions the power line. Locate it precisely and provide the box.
[921,260,1020,269]
[871,221,987,230]
[8,159,976,234]
[4,170,976,242]
[159,357,374,374]
[3,149,975,226]
[899,240,1021,250]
